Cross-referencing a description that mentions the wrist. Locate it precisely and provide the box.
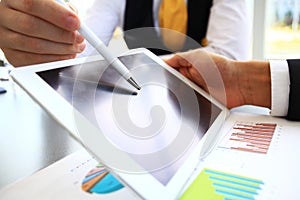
[235,60,271,108]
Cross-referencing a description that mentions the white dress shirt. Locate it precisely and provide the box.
[269,60,290,116]
[79,0,251,60]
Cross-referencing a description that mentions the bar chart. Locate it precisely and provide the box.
[219,122,277,154]
[180,168,264,200]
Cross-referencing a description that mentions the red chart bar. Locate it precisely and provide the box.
[219,122,277,154]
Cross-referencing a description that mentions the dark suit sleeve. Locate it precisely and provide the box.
[286,59,300,120]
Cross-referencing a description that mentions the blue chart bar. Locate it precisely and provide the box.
[206,169,263,199]
[181,168,264,200]
[81,164,124,194]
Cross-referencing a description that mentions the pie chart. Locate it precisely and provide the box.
[81,164,124,194]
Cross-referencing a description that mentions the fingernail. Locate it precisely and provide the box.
[66,15,79,30]
[75,32,84,43]
[77,42,86,52]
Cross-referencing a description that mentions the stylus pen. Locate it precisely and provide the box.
[55,0,141,90]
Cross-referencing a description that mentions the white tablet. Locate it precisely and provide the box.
[11,48,228,199]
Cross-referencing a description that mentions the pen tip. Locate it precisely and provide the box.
[127,77,141,90]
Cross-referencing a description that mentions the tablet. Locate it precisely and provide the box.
[11,48,228,199]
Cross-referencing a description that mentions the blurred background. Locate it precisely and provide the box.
[264,0,300,59]
[70,0,300,60]
[1,0,299,64]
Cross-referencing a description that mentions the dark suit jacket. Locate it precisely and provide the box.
[287,59,300,120]
[123,0,212,55]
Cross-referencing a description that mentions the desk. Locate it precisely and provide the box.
[0,76,83,189]
[1,66,300,199]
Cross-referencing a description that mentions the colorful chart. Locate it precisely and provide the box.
[219,122,277,154]
[180,168,264,200]
[81,164,124,194]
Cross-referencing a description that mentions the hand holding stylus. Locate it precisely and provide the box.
[0,0,140,90]
[0,0,85,66]
[56,0,141,90]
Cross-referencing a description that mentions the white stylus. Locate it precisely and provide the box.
[56,0,141,90]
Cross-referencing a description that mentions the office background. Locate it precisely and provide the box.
[1,0,300,63]
[66,0,300,60]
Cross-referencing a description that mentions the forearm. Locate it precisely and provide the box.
[235,60,271,108]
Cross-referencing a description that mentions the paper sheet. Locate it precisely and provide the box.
[2,112,300,200]
[0,149,139,200]
[180,112,300,200]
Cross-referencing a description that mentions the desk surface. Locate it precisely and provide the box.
[1,65,300,199]
[0,75,82,189]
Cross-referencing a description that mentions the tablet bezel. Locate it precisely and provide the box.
[11,48,229,199]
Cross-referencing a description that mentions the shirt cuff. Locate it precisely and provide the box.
[269,60,290,116]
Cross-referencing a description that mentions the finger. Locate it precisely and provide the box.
[178,68,192,80]
[2,48,77,67]
[179,67,208,91]
[178,56,192,67]
[164,54,192,68]
[189,68,206,87]
[0,8,84,44]
[2,28,86,54]
[164,55,181,68]
[4,0,80,31]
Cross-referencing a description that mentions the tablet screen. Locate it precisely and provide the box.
[37,52,222,186]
